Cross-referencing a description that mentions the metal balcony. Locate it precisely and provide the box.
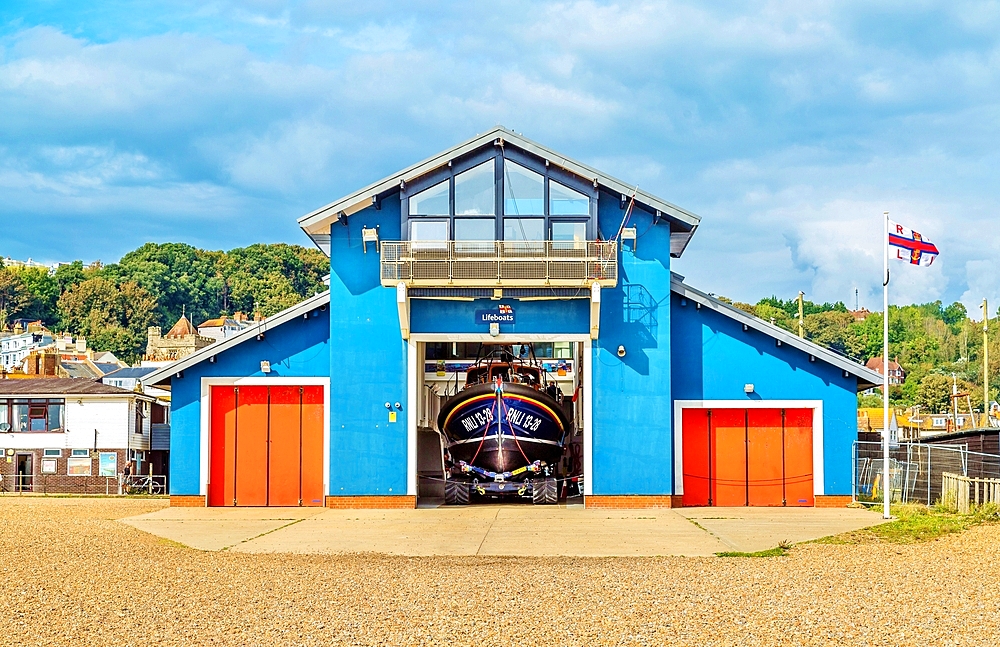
[380,240,618,288]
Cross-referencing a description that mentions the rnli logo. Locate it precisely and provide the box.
[475,304,515,324]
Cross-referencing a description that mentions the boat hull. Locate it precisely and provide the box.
[438,382,570,476]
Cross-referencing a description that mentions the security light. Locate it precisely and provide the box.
[617,345,626,358]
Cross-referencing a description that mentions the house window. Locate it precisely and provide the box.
[409,220,449,251]
[0,399,64,432]
[503,218,545,242]
[42,449,61,458]
[70,449,90,457]
[404,151,595,245]
[41,458,57,474]
[454,160,495,216]
[550,181,589,216]
[503,160,545,216]
[409,180,449,216]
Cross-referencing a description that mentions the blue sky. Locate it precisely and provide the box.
[2,1,999,312]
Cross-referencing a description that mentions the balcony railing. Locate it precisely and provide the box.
[380,240,618,288]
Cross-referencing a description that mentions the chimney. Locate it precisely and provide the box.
[76,337,87,353]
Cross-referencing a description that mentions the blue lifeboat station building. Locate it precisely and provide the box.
[148,128,880,509]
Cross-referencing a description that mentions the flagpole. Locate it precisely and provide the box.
[882,211,891,520]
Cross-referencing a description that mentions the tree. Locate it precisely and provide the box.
[57,277,157,362]
[9,266,60,325]
[219,244,328,318]
[0,268,31,330]
[915,374,952,413]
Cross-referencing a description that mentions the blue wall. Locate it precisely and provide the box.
[169,308,331,495]
[670,293,859,495]
[591,191,675,494]
[328,195,410,495]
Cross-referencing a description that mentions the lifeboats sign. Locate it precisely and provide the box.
[475,304,515,324]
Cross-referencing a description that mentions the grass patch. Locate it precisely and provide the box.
[815,502,1000,545]
[716,540,792,558]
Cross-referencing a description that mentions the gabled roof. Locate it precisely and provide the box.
[102,366,159,380]
[670,274,883,389]
[165,314,197,338]
[144,290,331,388]
[298,126,701,257]
[0,378,152,399]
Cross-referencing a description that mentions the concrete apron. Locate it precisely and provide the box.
[121,505,886,557]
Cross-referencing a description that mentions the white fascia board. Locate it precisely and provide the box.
[298,127,702,243]
[143,290,331,387]
[670,276,883,388]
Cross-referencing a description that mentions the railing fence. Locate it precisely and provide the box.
[940,472,1000,513]
[853,440,1000,506]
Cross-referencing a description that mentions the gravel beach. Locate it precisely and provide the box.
[1,497,997,646]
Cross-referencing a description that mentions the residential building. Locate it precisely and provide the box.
[1,329,54,372]
[865,357,906,385]
[196,314,250,342]
[0,378,168,493]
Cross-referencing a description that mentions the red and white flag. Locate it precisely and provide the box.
[888,220,939,266]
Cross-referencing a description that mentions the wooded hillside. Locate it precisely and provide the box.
[0,243,328,363]
[723,295,998,412]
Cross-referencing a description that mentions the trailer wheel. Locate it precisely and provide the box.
[444,480,470,505]
[532,478,558,505]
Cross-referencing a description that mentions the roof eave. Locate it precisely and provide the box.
[670,276,883,390]
[143,290,332,387]
[298,127,702,243]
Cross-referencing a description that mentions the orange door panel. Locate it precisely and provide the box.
[300,386,325,507]
[267,386,303,506]
[711,409,748,507]
[783,408,814,506]
[234,386,269,506]
[747,409,784,506]
[681,408,710,506]
[209,386,237,506]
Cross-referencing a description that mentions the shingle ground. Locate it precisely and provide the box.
[1,497,997,646]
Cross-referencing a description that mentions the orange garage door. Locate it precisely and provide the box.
[681,408,813,507]
[209,385,324,507]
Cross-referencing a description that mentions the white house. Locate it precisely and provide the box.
[0,331,54,371]
[0,378,168,493]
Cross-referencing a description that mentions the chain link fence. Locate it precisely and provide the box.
[854,440,1000,506]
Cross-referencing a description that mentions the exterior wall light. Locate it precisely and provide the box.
[744,384,755,394]
[260,361,271,374]
[617,345,626,358]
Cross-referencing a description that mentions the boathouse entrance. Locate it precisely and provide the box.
[410,335,590,505]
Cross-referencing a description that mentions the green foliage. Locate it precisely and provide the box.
[0,268,31,330]
[756,295,847,318]
[2,242,327,362]
[815,503,1000,544]
[57,277,158,363]
[915,373,952,412]
[858,393,883,408]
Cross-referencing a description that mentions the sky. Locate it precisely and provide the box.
[2,1,999,313]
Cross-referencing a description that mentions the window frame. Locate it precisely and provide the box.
[401,147,597,243]
[0,398,65,433]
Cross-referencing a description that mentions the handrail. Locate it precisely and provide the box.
[380,240,618,288]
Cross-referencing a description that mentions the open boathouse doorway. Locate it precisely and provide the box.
[411,335,590,506]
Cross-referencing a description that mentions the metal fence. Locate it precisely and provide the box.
[854,440,1000,506]
[380,240,618,288]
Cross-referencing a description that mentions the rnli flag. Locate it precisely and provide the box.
[888,220,939,267]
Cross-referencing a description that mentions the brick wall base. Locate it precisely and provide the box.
[585,495,683,509]
[170,495,207,507]
[325,495,416,509]
[814,495,853,508]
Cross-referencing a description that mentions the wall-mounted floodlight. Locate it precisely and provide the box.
[361,226,379,253]
[617,345,626,358]
[744,384,755,394]
[260,361,271,374]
